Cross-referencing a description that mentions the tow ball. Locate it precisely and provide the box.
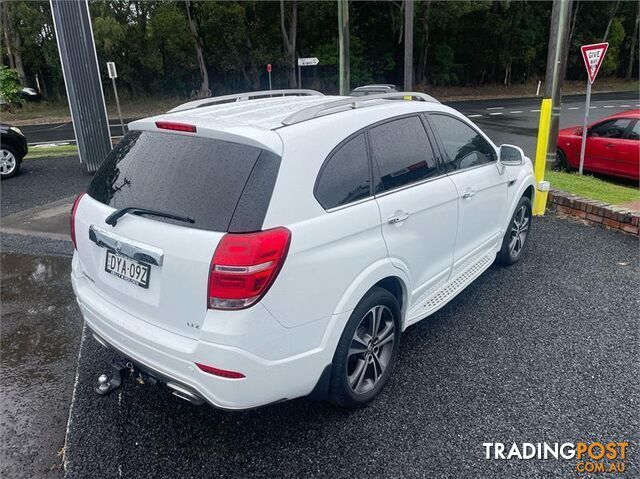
[95,359,157,396]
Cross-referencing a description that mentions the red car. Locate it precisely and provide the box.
[556,110,639,181]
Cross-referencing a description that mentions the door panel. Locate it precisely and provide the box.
[448,166,507,266]
[586,118,634,175]
[427,113,508,266]
[375,179,459,302]
[368,115,458,306]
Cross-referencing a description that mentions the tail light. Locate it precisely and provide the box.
[70,192,86,250]
[155,121,197,133]
[208,227,291,310]
[195,363,245,379]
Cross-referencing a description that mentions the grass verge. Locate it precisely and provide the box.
[545,170,639,205]
[25,144,78,160]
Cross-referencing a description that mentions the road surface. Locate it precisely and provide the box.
[21,91,640,161]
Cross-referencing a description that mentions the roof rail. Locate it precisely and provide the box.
[281,92,439,126]
[168,89,324,113]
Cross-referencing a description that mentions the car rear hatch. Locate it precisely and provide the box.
[73,128,281,339]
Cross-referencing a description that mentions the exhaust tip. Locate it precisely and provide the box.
[166,382,205,406]
[92,333,110,349]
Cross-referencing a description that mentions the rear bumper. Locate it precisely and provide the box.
[71,260,336,410]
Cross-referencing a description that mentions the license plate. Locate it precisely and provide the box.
[105,250,151,288]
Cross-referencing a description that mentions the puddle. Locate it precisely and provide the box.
[1,252,83,478]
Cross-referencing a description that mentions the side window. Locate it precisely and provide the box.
[591,118,631,139]
[429,114,496,171]
[368,116,439,193]
[315,133,371,209]
[628,121,640,140]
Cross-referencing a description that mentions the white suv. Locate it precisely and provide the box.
[71,90,535,410]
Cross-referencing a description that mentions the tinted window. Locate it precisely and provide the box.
[628,121,640,140]
[430,114,496,171]
[88,131,274,232]
[591,118,631,139]
[368,116,439,193]
[315,134,371,209]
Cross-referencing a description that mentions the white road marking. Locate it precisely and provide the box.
[510,110,523,114]
[32,142,70,148]
[467,114,483,118]
[589,106,598,109]
[62,325,87,476]
[28,135,123,147]
[489,112,503,116]
[530,109,541,112]
[486,106,504,110]
[568,107,579,110]
[620,104,630,107]
[636,104,640,107]
[603,105,614,108]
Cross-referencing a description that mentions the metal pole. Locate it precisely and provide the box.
[403,0,414,91]
[578,80,591,175]
[268,71,272,91]
[111,77,125,136]
[543,0,572,167]
[298,59,302,89]
[532,0,572,216]
[338,0,350,95]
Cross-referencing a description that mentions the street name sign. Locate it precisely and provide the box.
[298,57,319,66]
[106,61,117,79]
[580,43,609,84]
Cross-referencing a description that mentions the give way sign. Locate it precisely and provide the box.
[580,42,609,84]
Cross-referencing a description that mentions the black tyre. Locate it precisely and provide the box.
[0,145,21,179]
[555,148,573,171]
[497,196,532,266]
[328,287,401,408]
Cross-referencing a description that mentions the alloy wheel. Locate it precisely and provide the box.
[0,149,17,176]
[347,304,395,395]
[509,205,530,257]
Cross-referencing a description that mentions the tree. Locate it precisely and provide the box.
[2,1,26,83]
[280,0,298,87]
[0,66,22,105]
[602,0,621,42]
[185,0,210,98]
[403,0,413,90]
[625,10,639,80]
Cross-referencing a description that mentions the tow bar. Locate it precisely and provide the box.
[95,359,157,396]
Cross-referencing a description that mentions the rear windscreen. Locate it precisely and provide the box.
[88,131,277,232]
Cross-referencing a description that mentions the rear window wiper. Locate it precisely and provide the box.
[105,207,195,227]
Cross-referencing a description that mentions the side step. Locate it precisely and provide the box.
[406,250,495,325]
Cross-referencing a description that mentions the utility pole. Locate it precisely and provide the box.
[532,0,572,216]
[403,0,414,91]
[338,0,350,95]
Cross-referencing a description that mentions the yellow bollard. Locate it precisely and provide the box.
[533,99,553,216]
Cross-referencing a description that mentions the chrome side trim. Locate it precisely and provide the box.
[325,196,375,213]
[88,224,164,266]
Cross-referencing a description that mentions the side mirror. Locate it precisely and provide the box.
[499,144,524,166]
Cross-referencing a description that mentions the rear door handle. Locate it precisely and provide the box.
[462,188,476,199]
[387,211,410,224]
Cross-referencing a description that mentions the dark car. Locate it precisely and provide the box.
[20,87,42,102]
[1,123,28,178]
[349,84,398,97]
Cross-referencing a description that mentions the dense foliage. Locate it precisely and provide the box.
[0,65,22,104]
[1,0,638,101]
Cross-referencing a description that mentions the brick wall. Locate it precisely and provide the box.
[546,189,639,236]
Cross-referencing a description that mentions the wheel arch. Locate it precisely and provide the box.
[332,259,411,319]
